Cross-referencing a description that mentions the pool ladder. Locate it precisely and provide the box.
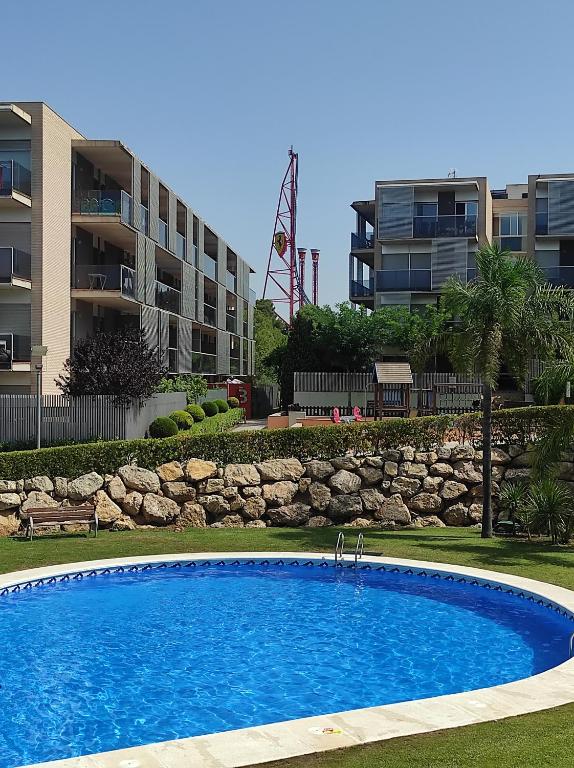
[570,632,574,658]
[334,532,364,566]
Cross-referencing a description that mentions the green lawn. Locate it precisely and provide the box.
[1,527,573,768]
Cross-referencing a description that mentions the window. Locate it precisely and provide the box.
[410,253,431,270]
[414,202,437,217]
[499,214,522,236]
[381,253,409,270]
[455,201,478,217]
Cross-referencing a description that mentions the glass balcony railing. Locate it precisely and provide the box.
[191,244,198,266]
[73,264,136,298]
[158,218,168,248]
[542,267,574,288]
[413,215,477,238]
[0,247,31,283]
[230,357,241,375]
[249,288,256,304]
[192,352,216,374]
[536,214,548,235]
[226,270,237,292]
[376,270,431,292]
[203,303,217,327]
[203,253,217,280]
[155,281,181,313]
[0,160,31,197]
[74,189,133,225]
[140,204,149,235]
[351,232,375,249]
[176,232,186,260]
[349,278,374,297]
[226,313,237,333]
[168,347,178,372]
[0,332,31,369]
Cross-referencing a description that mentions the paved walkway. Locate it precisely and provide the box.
[232,419,267,432]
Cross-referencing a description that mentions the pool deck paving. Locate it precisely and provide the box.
[5,552,574,768]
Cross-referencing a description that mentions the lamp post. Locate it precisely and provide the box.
[31,345,48,450]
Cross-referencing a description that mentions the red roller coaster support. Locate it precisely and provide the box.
[297,248,307,310]
[311,248,320,305]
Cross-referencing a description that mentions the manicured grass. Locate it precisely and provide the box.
[1,527,572,768]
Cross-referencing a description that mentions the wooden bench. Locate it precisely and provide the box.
[21,505,98,541]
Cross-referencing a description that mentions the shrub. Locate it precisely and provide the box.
[186,404,206,422]
[227,397,240,408]
[214,399,229,413]
[527,478,573,545]
[169,410,194,430]
[149,416,178,438]
[202,401,219,417]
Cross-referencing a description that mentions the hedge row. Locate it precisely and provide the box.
[0,405,571,481]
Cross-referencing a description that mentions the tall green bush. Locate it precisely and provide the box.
[186,404,206,422]
[168,410,194,430]
[202,401,219,417]
[214,399,229,413]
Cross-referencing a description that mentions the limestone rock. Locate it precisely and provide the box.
[468,503,483,523]
[408,493,442,515]
[229,496,246,512]
[373,494,411,524]
[0,511,20,536]
[298,477,312,494]
[358,466,384,485]
[185,459,218,482]
[0,492,22,511]
[415,451,438,465]
[491,448,511,465]
[440,480,468,501]
[242,496,266,520]
[156,461,184,483]
[329,469,361,494]
[389,476,420,498]
[15,480,24,493]
[307,482,331,512]
[304,460,335,480]
[384,461,399,477]
[162,481,196,503]
[68,471,104,501]
[24,476,54,493]
[345,517,375,528]
[178,502,207,528]
[331,456,361,471]
[359,487,386,513]
[242,485,262,498]
[142,493,180,525]
[21,491,58,511]
[511,451,534,468]
[0,481,16,492]
[436,445,452,460]
[262,481,298,506]
[256,458,305,482]
[266,502,311,526]
[363,456,384,469]
[492,465,505,482]
[197,494,230,515]
[381,449,401,463]
[111,516,137,531]
[414,515,446,528]
[423,475,443,494]
[118,466,160,494]
[107,476,127,503]
[224,463,260,487]
[452,462,482,484]
[122,491,143,517]
[245,519,267,528]
[306,515,333,527]
[450,444,475,461]
[443,503,468,526]
[505,468,531,481]
[222,486,240,501]
[399,462,428,480]
[400,446,415,461]
[429,462,454,477]
[211,514,244,528]
[51,477,67,498]
[328,494,363,521]
[94,490,123,526]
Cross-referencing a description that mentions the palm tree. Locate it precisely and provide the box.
[441,243,574,538]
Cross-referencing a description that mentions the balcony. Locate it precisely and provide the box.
[203,253,217,280]
[176,232,186,260]
[349,278,374,297]
[191,244,198,266]
[249,288,256,304]
[230,357,240,375]
[155,281,181,313]
[0,332,31,370]
[542,267,574,288]
[204,303,216,327]
[413,215,477,239]
[168,347,178,372]
[0,248,31,285]
[0,160,31,198]
[73,264,136,299]
[226,313,237,333]
[376,270,431,292]
[192,352,216,374]
[74,189,133,225]
[226,270,237,292]
[158,218,168,248]
[351,232,375,250]
[140,204,149,235]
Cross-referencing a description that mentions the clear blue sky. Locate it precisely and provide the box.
[4,0,574,307]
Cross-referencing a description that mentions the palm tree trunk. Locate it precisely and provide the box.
[481,383,493,538]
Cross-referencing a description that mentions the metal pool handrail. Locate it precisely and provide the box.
[355,533,364,565]
[570,632,574,658]
[335,532,345,563]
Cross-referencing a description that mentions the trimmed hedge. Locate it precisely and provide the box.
[227,396,239,408]
[148,416,178,438]
[0,405,571,481]
[169,410,194,429]
[202,401,219,417]
[185,404,206,422]
[214,399,229,413]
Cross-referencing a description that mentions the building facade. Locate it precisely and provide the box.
[0,102,255,393]
[349,174,573,310]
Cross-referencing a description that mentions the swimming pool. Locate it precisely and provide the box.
[1,554,573,768]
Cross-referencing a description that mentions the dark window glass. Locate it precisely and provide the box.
[536,197,548,213]
[500,237,523,252]
[415,202,437,217]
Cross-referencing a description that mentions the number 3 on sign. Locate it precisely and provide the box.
[237,387,248,405]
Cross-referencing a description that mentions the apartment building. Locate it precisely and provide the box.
[349,174,574,309]
[0,102,255,393]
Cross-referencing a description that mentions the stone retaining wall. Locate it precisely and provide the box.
[0,442,542,536]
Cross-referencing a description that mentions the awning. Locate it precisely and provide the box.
[372,362,413,385]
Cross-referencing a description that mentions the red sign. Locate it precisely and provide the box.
[228,381,251,420]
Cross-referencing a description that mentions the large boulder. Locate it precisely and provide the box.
[197,495,230,516]
[443,503,468,526]
[363,456,384,469]
[0,481,17,492]
[142,493,180,525]
[24,476,54,493]
[156,461,184,483]
[94,490,123,527]
[185,459,218,482]
[413,515,446,528]
[122,491,143,517]
[304,460,335,480]
[266,502,311,526]
[373,494,411,525]
[504,468,531,482]
[452,462,482,484]
[256,458,305,482]
[383,461,399,477]
[440,480,468,501]
[331,456,361,471]
[0,492,22,511]
[345,517,375,528]
[118,466,160,494]
[327,494,363,521]
[306,515,333,527]
[408,493,442,515]
[224,463,260,487]
[245,519,267,528]
[178,502,207,528]
[199,478,225,494]
[359,487,386,513]
[162,482,197,503]
[390,476,420,498]
[211,514,244,528]
[329,469,361,494]
[68,472,104,501]
[399,462,428,480]
[381,449,401,463]
[107,476,127,503]
[242,496,266,520]
[400,446,415,461]
[307,482,331,512]
[358,466,384,485]
[262,481,298,506]
[415,451,438,465]
[468,503,483,523]
[429,462,454,478]
[0,511,19,536]
[111,516,137,532]
[242,486,262,497]
[21,491,58,511]
[423,475,443,494]
[491,448,511,465]
[450,444,475,461]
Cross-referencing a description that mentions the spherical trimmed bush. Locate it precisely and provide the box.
[149,416,178,438]
[185,404,206,422]
[201,401,219,417]
[169,410,194,429]
[214,399,229,413]
[227,397,240,408]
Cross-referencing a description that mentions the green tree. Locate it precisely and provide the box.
[440,244,574,537]
[254,299,287,384]
[156,374,208,404]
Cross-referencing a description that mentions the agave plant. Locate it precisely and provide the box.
[498,481,529,535]
[526,478,573,545]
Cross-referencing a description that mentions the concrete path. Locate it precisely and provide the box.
[232,419,267,432]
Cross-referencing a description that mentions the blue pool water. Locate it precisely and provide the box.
[0,562,572,767]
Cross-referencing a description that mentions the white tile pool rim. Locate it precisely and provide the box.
[4,551,573,768]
